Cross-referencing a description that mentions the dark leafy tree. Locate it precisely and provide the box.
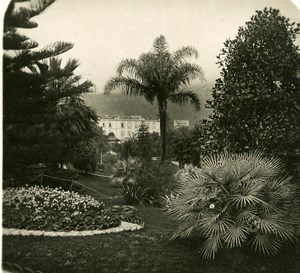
[207,8,300,175]
[135,122,153,161]
[105,35,205,162]
[3,0,98,177]
[168,126,194,168]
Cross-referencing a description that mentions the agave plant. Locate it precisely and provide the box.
[165,151,299,259]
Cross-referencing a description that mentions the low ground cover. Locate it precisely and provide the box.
[3,205,300,273]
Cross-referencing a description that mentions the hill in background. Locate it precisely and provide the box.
[84,82,214,127]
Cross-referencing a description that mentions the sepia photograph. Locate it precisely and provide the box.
[1,0,300,272]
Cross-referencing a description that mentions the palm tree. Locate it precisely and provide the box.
[104,35,205,162]
[165,151,298,259]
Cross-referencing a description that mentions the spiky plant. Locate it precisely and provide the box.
[165,151,299,259]
[110,159,140,187]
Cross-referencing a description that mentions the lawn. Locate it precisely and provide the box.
[2,174,300,273]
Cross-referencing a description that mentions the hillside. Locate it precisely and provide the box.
[84,82,214,126]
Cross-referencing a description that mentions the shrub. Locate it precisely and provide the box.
[110,159,139,187]
[111,205,144,226]
[165,151,299,259]
[137,161,178,199]
[122,161,178,205]
[3,186,120,231]
[121,180,151,205]
[111,159,178,205]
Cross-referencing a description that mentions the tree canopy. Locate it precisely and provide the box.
[206,8,300,175]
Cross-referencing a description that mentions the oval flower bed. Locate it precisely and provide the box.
[3,186,123,232]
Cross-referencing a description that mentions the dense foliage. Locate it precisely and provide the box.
[3,186,120,231]
[105,35,204,162]
[167,126,202,166]
[165,151,299,259]
[118,160,178,205]
[3,0,99,178]
[134,122,160,160]
[73,131,109,173]
[206,8,300,175]
[110,159,139,187]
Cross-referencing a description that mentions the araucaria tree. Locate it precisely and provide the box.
[3,0,99,177]
[105,35,205,162]
[207,8,300,175]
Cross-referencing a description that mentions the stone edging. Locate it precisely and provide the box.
[2,221,143,237]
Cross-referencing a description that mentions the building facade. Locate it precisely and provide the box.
[174,120,190,128]
[99,115,160,140]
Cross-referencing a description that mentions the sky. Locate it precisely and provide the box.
[2,0,300,92]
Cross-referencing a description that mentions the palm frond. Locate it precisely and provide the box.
[104,76,150,98]
[224,224,249,248]
[116,58,138,76]
[171,223,196,239]
[250,233,282,256]
[168,63,205,89]
[255,215,297,244]
[167,90,200,111]
[230,194,267,209]
[199,235,223,259]
[173,46,199,61]
[199,216,229,237]
[236,208,258,224]
[152,35,168,54]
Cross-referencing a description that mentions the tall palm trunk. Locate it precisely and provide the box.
[159,105,167,162]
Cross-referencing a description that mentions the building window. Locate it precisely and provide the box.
[109,123,112,128]
[103,123,105,127]
[121,122,124,128]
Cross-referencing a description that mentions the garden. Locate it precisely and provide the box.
[3,150,300,273]
[2,1,300,273]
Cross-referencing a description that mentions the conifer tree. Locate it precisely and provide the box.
[136,122,152,160]
[3,0,99,177]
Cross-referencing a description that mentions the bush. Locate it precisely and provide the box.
[102,153,118,165]
[111,205,144,226]
[136,161,178,201]
[165,151,299,259]
[110,159,139,187]
[121,161,178,205]
[121,180,150,205]
[3,186,120,231]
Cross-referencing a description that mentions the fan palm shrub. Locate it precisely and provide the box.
[165,151,299,259]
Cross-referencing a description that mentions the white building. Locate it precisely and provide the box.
[174,120,190,128]
[99,115,160,140]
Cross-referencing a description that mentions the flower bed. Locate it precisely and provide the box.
[3,186,121,231]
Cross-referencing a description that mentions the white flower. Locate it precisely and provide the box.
[209,203,215,209]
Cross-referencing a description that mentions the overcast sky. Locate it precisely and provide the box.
[4,0,300,92]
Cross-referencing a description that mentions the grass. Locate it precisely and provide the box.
[2,174,300,273]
